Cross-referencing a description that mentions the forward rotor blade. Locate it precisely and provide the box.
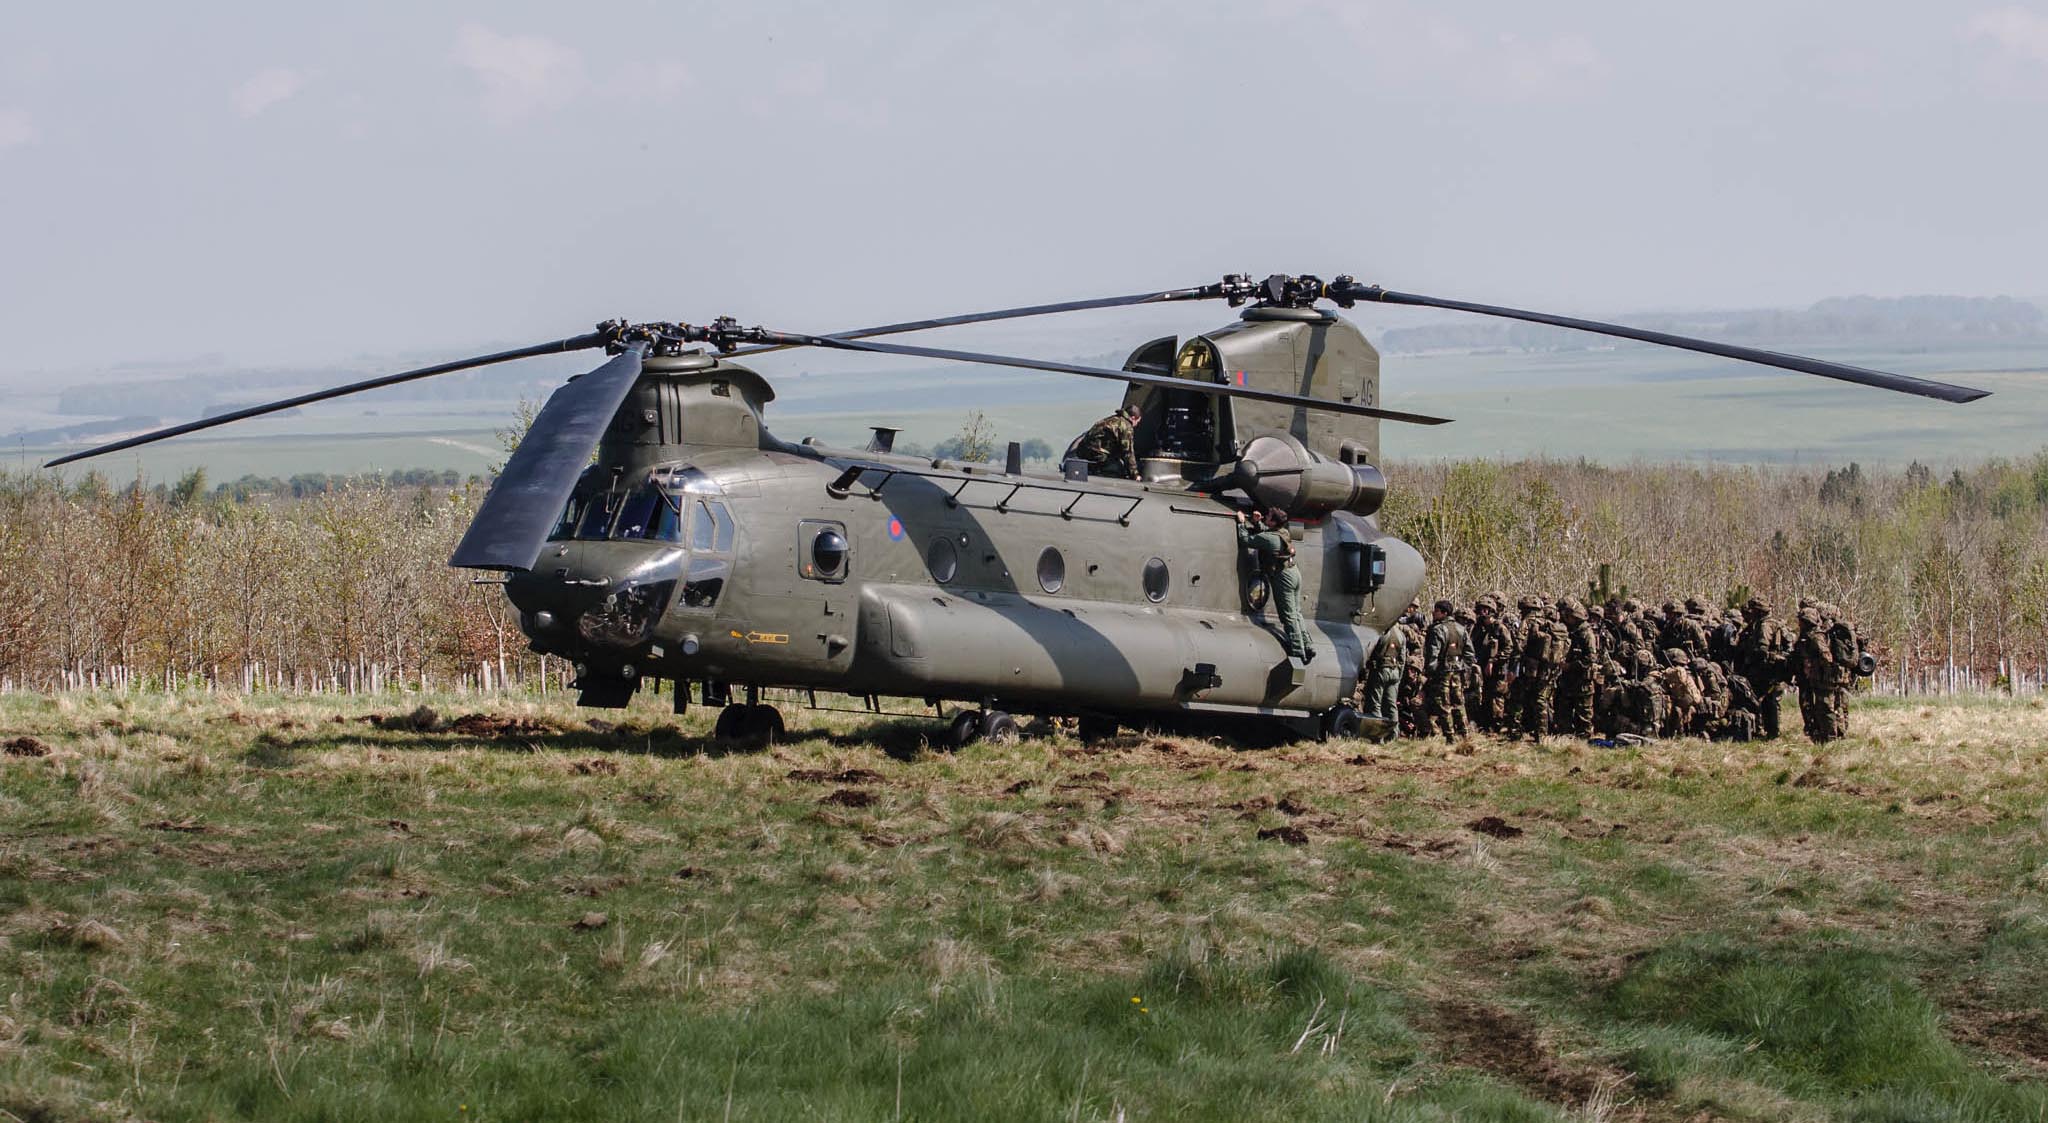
[721,282,1231,358]
[763,332,1453,425]
[42,331,612,468]
[449,343,648,571]
[1330,282,1990,404]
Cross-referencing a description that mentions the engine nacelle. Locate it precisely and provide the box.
[1235,432,1386,518]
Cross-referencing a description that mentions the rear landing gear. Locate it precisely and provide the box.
[945,708,1020,749]
[713,703,784,745]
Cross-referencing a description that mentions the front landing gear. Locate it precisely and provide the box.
[714,703,784,745]
[946,708,1020,749]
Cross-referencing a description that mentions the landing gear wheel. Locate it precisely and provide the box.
[947,709,985,750]
[713,704,747,740]
[714,704,783,744]
[1322,703,1361,742]
[1077,714,1120,742]
[981,710,1020,745]
[741,705,784,745]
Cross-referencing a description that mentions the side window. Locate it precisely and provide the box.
[691,500,716,550]
[799,520,849,583]
[677,499,739,610]
[709,501,736,553]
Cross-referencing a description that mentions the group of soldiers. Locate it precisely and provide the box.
[1361,592,1869,744]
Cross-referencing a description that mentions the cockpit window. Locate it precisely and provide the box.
[612,487,683,542]
[574,494,617,540]
[676,499,736,609]
[549,496,585,542]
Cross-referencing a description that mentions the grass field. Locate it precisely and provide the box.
[3,692,2047,1121]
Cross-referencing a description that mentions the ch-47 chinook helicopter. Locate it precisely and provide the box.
[50,273,1988,744]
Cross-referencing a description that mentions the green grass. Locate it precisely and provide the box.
[2,691,2046,1120]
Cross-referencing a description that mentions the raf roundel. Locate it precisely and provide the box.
[886,515,906,542]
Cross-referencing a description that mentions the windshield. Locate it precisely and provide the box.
[613,486,684,542]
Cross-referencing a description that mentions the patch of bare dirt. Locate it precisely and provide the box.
[1257,825,1309,846]
[787,768,883,784]
[1429,1000,1638,1114]
[573,758,621,776]
[4,735,51,757]
[820,788,877,809]
[1947,1002,2048,1071]
[448,713,557,738]
[1466,816,1525,839]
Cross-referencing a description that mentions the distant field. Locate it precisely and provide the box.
[14,339,2048,483]
[3,692,2046,1120]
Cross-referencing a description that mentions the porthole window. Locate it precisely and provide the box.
[927,537,959,584]
[812,529,849,578]
[1036,547,1065,594]
[1142,557,1170,602]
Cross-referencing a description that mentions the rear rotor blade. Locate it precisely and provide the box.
[721,281,1239,358]
[1331,282,1990,404]
[764,332,1452,425]
[42,331,611,468]
[449,342,648,571]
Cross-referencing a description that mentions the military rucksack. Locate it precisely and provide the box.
[1827,622,1858,669]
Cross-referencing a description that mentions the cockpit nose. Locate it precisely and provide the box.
[510,542,683,652]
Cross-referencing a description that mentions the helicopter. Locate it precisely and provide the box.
[48,273,1988,744]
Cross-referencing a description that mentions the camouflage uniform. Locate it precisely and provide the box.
[1238,514,1315,663]
[1732,598,1792,739]
[1509,597,1560,740]
[1793,608,1847,742]
[1659,602,1709,664]
[1469,598,1517,733]
[1072,410,1139,479]
[1690,656,1729,738]
[1655,654,1701,737]
[1422,602,1470,740]
[1555,598,1603,737]
[1361,617,1413,727]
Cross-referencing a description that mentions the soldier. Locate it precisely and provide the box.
[1660,601,1709,663]
[1235,508,1316,664]
[1453,605,1482,719]
[1509,596,1559,741]
[1656,650,1702,737]
[1723,674,1761,742]
[1422,599,1471,740]
[1399,645,1428,738]
[1690,655,1729,738]
[1616,599,1656,679]
[1732,597,1792,739]
[1469,596,1516,733]
[1555,597,1603,737]
[1070,402,1142,479]
[1360,611,1414,730]
[1793,607,1846,742]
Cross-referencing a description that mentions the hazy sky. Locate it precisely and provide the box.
[4,0,2047,378]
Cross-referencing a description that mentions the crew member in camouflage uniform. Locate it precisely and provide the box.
[1732,597,1792,739]
[1236,507,1315,664]
[1422,599,1471,740]
[1689,655,1729,738]
[1509,596,1560,741]
[1555,597,1603,737]
[1469,596,1516,733]
[1793,606,1846,742]
[1361,611,1413,730]
[1660,601,1709,663]
[1071,402,1142,479]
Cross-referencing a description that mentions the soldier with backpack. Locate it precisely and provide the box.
[1422,599,1471,740]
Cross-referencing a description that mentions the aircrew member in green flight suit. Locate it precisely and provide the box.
[1236,506,1316,664]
